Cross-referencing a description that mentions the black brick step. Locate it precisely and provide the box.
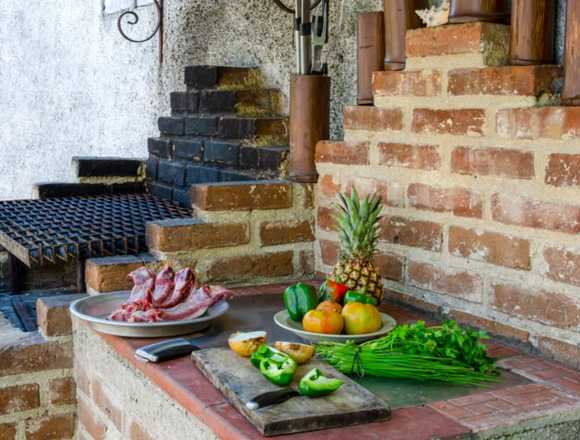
[171,89,284,116]
[184,66,260,91]
[239,145,289,171]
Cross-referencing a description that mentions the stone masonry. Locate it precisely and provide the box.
[315,22,580,368]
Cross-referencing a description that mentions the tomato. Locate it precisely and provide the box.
[302,310,344,335]
[341,303,382,335]
[316,300,342,314]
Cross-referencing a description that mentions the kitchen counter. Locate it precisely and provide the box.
[72,284,580,440]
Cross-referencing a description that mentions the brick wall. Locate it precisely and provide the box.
[73,321,218,440]
[0,295,81,440]
[86,180,315,294]
[315,22,580,367]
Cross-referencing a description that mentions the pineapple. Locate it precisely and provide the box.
[331,188,384,302]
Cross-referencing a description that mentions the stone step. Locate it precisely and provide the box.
[184,65,263,91]
[157,114,288,143]
[170,89,284,117]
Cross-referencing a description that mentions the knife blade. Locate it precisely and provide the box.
[246,388,301,411]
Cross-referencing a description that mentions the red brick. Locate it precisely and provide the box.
[384,289,442,314]
[380,216,442,251]
[408,261,483,302]
[544,246,580,288]
[343,106,403,132]
[538,337,580,369]
[344,177,404,208]
[92,379,123,432]
[260,219,314,246]
[0,384,40,415]
[129,422,155,440]
[408,183,483,218]
[147,219,249,252]
[315,141,369,165]
[491,193,580,234]
[317,207,336,232]
[320,240,340,266]
[412,109,486,136]
[78,398,107,440]
[298,249,315,275]
[373,70,442,97]
[451,147,534,179]
[378,143,441,170]
[0,335,72,376]
[374,253,404,282]
[85,255,159,293]
[191,181,293,211]
[448,66,561,96]
[36,294,83,337]
[447,310,530,342]
[496,107,580,140]
[25,414,75,440]
[0,423,16,440]
[545,154,580,187]
[206,251,294,282]
[318,174,340,200]
[49,377,76,406]
[406,22,508,58]
[491,284,580,330]
[449,226,531,270]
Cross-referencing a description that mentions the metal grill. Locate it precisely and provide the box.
[0,194,192,266]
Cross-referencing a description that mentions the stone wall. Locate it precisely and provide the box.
[314,22,580,368]
[0,295,81,440]
[0,0,381,201]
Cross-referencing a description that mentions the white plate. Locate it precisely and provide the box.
[70,292,229,338]
[273,310,397,343]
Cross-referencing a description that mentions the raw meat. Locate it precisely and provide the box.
[156,268,195,309]
[108,266,232,323]
[151,265,175,307]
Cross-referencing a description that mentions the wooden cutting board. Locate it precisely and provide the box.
[191,348,390,436]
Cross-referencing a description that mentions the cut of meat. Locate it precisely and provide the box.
[151,265,175,307]
[108,265,232,323]
[155,285,233,321]
[156,268,195,309]
[126,267,156,304]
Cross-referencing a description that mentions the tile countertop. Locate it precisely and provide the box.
[88,284,580,440]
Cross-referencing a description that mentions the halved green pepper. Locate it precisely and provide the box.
[283,283,318,322]
[343,291,378,306]
[250,345,289,369]
[298,368,344,397]
[259,357,297,386]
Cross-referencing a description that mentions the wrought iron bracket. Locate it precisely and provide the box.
[117,0,164,64]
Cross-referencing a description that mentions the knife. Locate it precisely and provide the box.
[135,324,231,363]
[246,388,301,410]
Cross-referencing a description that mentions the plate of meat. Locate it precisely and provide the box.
[70,265,233,338]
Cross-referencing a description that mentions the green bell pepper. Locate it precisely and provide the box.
[283,282,318,322]
[343,291,378,306]
[259,357,297,387]
[250,345,289,369]
[298,368,344,397]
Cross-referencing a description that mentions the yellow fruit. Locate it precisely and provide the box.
[228,331,267,357]
[316,300,342,314]
[341,303,382,335]
[274,341,315,364]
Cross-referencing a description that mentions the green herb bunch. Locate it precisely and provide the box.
[316,320,498,385]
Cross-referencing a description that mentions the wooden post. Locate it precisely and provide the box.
[358,12,385,105]
[562,0,580,105]
[288,75,330,183]
[509,0,556,65]
[448,0,510,23]
[383,0,427,71]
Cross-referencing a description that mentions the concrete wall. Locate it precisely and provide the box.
[0,0,383,200]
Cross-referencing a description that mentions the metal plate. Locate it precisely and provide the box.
[274,310,397,343]
[70,292,229,338]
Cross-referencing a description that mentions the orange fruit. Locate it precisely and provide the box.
[302,310,344,335]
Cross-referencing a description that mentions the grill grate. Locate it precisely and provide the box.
[0,194,191,266]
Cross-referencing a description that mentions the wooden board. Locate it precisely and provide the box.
[192,348,390,436]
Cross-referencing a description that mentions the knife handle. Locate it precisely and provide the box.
[246,388,300,410]
[135,338,199,363]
